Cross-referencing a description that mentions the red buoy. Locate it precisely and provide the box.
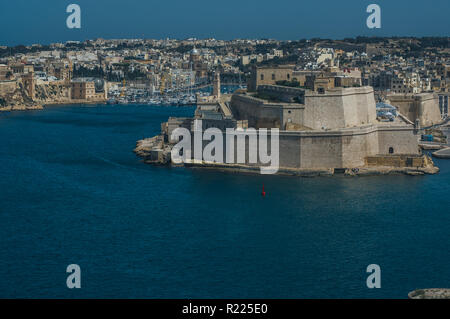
[262,184,266,197]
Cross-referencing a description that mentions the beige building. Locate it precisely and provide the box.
[71,78,106,100]
[391,74,423,94]
[189,48,208,79]
[10,63,34,75]
[50,61,72,82]
[0,65,17,96]
[248,65,294,91]
[305,73,335,92]
[71,81,96,99]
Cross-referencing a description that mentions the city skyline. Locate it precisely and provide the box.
[1,0,449,46]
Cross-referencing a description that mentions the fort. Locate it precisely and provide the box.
[135,69,441,176]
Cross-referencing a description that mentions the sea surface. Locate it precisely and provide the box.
[0,104,449,299]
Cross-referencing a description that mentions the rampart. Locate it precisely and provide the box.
[388,93,442,127]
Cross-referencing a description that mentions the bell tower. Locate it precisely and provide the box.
[213,71,221,99]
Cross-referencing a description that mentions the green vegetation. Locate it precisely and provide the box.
[275,80,307,90]
[168,45,195,54]
[257,55,299,67]
[73,64,147,81]
[275,79,301,87]
[73,65,104,78]
[253,92,281,102]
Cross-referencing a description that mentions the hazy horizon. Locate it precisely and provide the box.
[1,0,449,46]
[3,35,450,48]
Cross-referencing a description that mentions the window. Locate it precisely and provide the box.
[272,74,275,80]
[260,74,264,81]
[287,74,290,80]
[389,147,394,154]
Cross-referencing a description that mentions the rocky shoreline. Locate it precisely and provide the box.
[0,100,106,112]
[0,104,43,111]
[408,288,450,299]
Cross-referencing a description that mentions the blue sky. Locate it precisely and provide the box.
[0,0,449,45]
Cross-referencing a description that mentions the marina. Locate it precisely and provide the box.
[106,84,245,106]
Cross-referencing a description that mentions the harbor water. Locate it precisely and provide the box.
[0,104,449,298]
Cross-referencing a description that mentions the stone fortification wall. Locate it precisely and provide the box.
[303,86,377,130]
[181,124,418,170]
[231,86,377,131]
[388,93,442,127]
[366,155,425,168]
[294,126,379,168]
[377,125,420,155]
[167,117,193,143]
[231,94,287,129]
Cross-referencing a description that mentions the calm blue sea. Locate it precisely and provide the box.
[0,104,449,299]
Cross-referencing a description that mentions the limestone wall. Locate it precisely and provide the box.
[341,128,379,167]
[388,93,442,127]
[377,126,420,155]
[296,126,379,168]
[303,86,377,130]
[298,134,344,168]
[231,94,285,129]
[167,117,193,143]
[231,94,306,130]
[366,155,424,168]
[181,124,418,170]
[418,94,442,126]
